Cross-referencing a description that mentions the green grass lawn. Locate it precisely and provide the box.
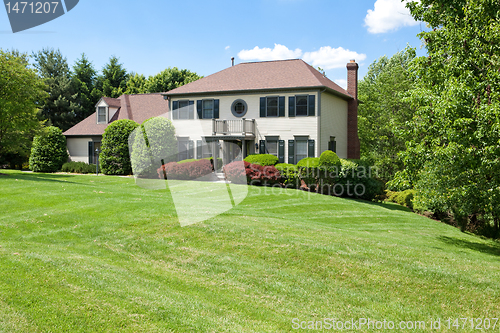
[0,169,499,332]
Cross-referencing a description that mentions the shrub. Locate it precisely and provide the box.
[224,161,281,186]
[157,159,212,180]
[29,126,68,173]
[386,169,412,191]
[244,154,279,166]
[334,158,385,201]
[318,151,342,190]
[130,117,176,178]
[297,157,320,189]
[101,119,139,175]
[386,189,416,209]
[275,163,300,188]
[61,161,100,174]
[319,150,341,168]
[206,157,223,171]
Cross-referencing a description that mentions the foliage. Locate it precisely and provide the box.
[275,163,300,188]
[100,119,139,175]
[333,159,384,201]
[125,73,147,95]
[224,161,281,186]
[297,157,320,189]
[403,0,500,235]
[29,126,68,172]
[145,67,202,93]
[72,53,100,123]
[157,159,212,180]
[386,189,416,209]
[223,161,247,184]
[386,169,412,192]
[318,150,342,188]
[130,117,176,178]
[0,49,46,165]
[61,161,99,174]
[358,47,416,182]
[33,48,81,131]
[96,56,128,98]
[243,154,279,166]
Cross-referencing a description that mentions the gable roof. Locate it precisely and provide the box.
[164,59,353,99]
[63,93,169,136]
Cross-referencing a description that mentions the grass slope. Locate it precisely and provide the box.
[0,170,499,332]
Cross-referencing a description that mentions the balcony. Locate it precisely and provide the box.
[212,118,255,138]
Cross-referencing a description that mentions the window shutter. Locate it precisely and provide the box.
[189,140,194,159]
[308,139,315,157]
[260,97,266,117]
[88,141,94,164]
[196,140,202,159]
[188,101,195,119]
[279,96,285,117]
[259,140,266,154]
[214,99,220,119]
[288,140,295,164]
[278,140,285,163]
[172,101,179,119]
[196,100,203,119]
[289,96,295,117]
[308,95,315,116]
[329,140,337,153]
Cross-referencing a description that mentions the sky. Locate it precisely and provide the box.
[1,0,427,89]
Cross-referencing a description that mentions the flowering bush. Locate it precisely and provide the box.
[224,161,281,186]
[157,159,212,180]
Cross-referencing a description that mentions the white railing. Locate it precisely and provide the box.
[212,118,255,136]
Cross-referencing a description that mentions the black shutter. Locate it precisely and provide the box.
[196,100,203,119]
[288,140,295,164]
[329,140,337,153]
[214,99,220,119]
[189,140,194,159]
[172,101,179,119]
[278,140,285,163]
[289,96,295,117]
[188,101,194,119]
[308,139,315,157]
[279,96,285,117]
[196,140,202,159]
[88,141,94,164]
[259,140,266,154]
[308,95,315,116]
[260,97,266,117]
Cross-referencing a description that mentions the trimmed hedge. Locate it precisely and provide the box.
[297,157,320,189]
[101,119,139,175]
[62,161,100,174]
[275,163,300,188]
[29,126,68,173]
[157,159,213,180]
[334,159,384,201]
[224,161,281,186]
[386,189,416,209]
[244,154,279,166]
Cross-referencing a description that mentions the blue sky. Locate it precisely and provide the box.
[1,0,427,88]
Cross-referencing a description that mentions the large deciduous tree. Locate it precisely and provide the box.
[403,0,500,236]
[0,49,46,168]
[145,67,202,93]
[358,47,416,182]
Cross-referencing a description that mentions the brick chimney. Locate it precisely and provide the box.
[346,60,360,159]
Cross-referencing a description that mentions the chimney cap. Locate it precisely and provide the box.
[350,59,356,63]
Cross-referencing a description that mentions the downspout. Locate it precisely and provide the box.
[318,88,327,157]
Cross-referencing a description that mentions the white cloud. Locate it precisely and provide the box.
[334,79,347,90]
[302,46,367,70]
[238,43,302,61]
[364,0,419,34]
[225,45,230,50]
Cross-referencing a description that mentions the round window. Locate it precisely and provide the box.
[231,99,248,117]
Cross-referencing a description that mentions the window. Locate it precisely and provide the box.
[203,100,213,119]
[97,107,106,123]
[289,95,315,117]
[260,96,285,117]
[231,99,248,117]
[295,140,308,163]
[266,139,278,157]
[178,138,189,161]
[197,140,213,159]
[172,100,195,119]
[288,138,314,164]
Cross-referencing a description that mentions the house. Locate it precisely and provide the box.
[63,93,168,164]
[64,59,360,165]
[163,59,360,164]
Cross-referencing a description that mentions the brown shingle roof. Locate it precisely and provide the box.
[164,59,353,99]
[63,93,169,136]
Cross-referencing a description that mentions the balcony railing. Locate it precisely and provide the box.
[212,118,255,136]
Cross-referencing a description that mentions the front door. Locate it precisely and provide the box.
[223,140,242,165]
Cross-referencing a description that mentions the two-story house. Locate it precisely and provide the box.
[63,59,360,166]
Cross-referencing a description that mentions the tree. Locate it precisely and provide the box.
[145,67,202,93]
[33,48,80,131]
[100,119,139,175]
[357,47,416,182]
[403,0,500,236]
[0,49,46,168]
[72,53,100,122]
[125,73,147,95]
[96,56,128,98]
[29,126,68,172]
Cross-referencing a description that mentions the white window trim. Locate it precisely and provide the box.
[97,106,108,124]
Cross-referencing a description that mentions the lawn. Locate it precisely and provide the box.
[0,169,499,332]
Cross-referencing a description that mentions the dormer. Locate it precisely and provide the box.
[95,97,121,124]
